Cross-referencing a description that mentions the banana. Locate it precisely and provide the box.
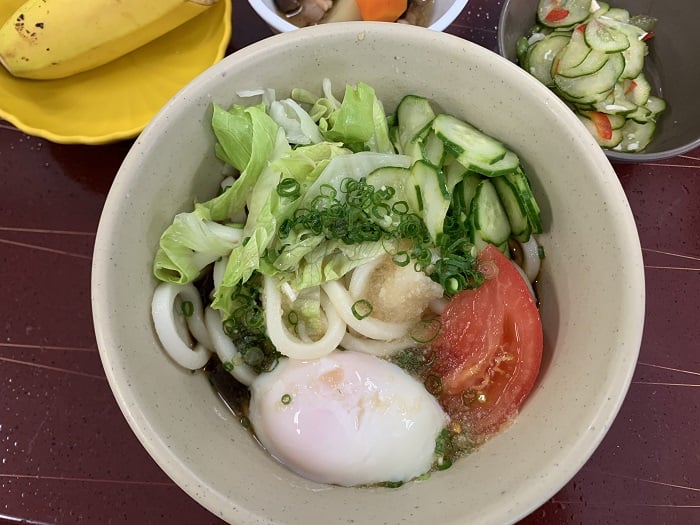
[0,0,219,79]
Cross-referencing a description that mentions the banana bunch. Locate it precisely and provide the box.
[0,0,218,79]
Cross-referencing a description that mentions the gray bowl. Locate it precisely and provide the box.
[498,0,700,162]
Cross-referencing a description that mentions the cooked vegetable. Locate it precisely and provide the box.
[277,0,434,27]
[356,0,407,22]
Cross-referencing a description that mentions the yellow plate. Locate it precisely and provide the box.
[0,0,232,144]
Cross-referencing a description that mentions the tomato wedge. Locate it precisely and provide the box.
[428,244,543,440]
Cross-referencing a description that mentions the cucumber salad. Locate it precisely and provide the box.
[150,80,545,486]
[517,0,666,152]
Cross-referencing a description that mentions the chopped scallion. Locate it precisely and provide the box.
[351,299,373,320]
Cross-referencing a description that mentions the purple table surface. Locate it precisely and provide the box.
[1,1,698,523]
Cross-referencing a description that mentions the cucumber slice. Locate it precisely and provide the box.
[590,1,610,17]
[470,180,511,246]
[396,95,435,152]
[420,131,446,168]
[593,83,637,114]
[537,0,592,28]
[612,120,656,152]
[469,151,520,178]
[577,113,623,147]
[557,46,608,78]
[620,36,646,79]
[584,17,630,53]
[625,105,653,124]
[644,95,667,116]
[607,112,626,129]
[366,166,416,212]
[526,33,570,86]
[451,172,482,224]
[492,176,531,242]
[505,168,543,234]
[432,114,509,167]
[603,7,630,23]
[443,157,469,194]
[554,51,623,98]
[582,109,625,129]
[622,73,651,106]
[556,85,613,105]
[553,27,592,74]
[410,160,451,244]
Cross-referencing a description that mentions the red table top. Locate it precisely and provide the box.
[1,1,698,523]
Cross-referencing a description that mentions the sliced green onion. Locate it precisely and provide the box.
[351,299,373,320]
[280,393,292,405]
[371,202,391,220]
[391,200,409,215]
[244,307,264,329]
[409,318,442,344]
[287,310,299,326]
[243,347,264,367]
[461,389,487,406]
[221,318,236,337]
[180,300,194,317]
[424,374,443,396]
[392,251,410,267]
[436,457,453,471]
[276,178,301,199]
[222,361,234,372]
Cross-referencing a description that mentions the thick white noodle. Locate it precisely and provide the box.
[204,307,257,387]
[152,282,211,370]
[348,257,383,298]
[263,276,346,360]
[519,236,541,283]
[340,331,415,358]
[511,260,537,300]
[213,256,228,291]
[321,280,412,340]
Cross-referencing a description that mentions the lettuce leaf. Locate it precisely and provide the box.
[153,204,242,284]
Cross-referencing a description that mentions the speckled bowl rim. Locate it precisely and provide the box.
[92,22,645,525]
[496,0,700,162]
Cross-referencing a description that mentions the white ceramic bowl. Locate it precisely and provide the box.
[92,22,645,525]
[248,0,469,32]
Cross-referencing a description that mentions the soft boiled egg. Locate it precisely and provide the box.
[248,350,448,486]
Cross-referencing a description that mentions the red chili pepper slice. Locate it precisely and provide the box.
[545,7,570,22]
[589,111,613,141]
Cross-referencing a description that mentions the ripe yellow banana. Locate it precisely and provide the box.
[0,0,218,79]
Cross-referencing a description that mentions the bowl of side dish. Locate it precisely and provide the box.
[498,0,700,162]
[248,0,469,32]
[92,22,645,525]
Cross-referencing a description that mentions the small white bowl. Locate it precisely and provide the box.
[93,22,644,525]
[248,0,469,32]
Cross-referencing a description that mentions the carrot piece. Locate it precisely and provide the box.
[355,0,408,22]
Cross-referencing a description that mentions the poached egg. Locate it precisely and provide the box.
[249,350,448,486]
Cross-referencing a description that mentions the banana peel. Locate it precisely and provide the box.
[0,0,219,80]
